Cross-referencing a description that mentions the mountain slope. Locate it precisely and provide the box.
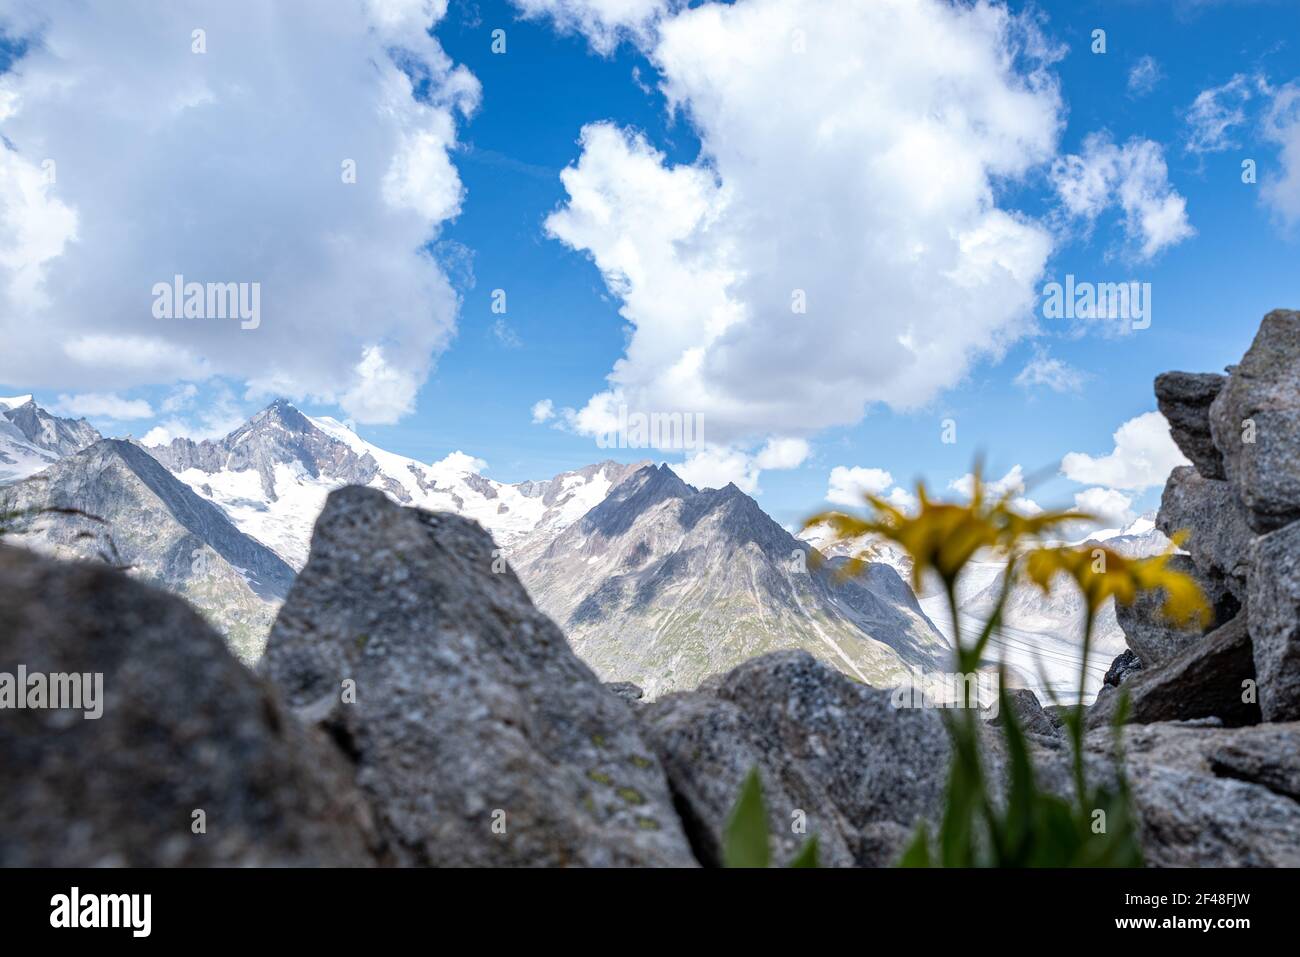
[1,439,294,661]
[517,464,951,697]
[148,400,648,567]
[0,396,102,484]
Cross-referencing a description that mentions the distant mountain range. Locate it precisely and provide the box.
[1,395,102,483]
[1,438,294,661]
[0,396,1165,699]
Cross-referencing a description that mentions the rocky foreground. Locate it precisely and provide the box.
[2,311,1299,867]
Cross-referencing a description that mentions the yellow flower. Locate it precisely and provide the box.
[804,466,1082,592]
[1023,535,1210,628]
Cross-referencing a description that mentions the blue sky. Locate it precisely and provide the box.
[1,0,1298,529]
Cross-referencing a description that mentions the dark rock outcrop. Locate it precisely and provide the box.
[1114,552,1236,666]
[1156,466,1253,600]
[1248,521,1300,721]
[1089,613,1259,729]
[260,486,695,867]
[992,688,1060,737]
[0,546,376,866]
[1208,309,1300,533]
[1103,649,1143,687]
[638,651,949,868]
[1085,722,1300,866]
[1155,371,1226,479]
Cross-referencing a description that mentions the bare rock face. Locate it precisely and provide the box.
[1155,371,1226,479]
[1115,553,1237,667]
[1085,722,1300,866]
[0,545,377,867]
[260,486,695,867]
[1156,466,1254,601]
[1247,521,1300,721]
[992,688,1060,738]
[639,650,949,868]
[1088,613,1260,729]
[1209,309,1300,533]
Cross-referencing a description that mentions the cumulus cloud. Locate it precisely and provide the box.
[432,450,487,474]
[1073,486,1135,528]
[0,0,477,424]
[1060,411,1189,491]
[823,466,917,511]
[139,381,247,445]
[1260,80,1300,231]
[826,466,894,506]
[531,398,556,423]
[674,436,808,493]
[949,464,1041,514]
[544,0,1062,447]
[1126,56,1162,98]
[1185,73,1258,154]
[673,445,760,493]
[53,392,153,420]
[753,437,810,470]
[1051,133,1195,260]
[510,0,676,54]
[1013,346,1087,393]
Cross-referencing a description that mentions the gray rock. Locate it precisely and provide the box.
[0,545,377,867]
[1115,552,1237,666]
[1208,723,1300,800]
[1154,371,1226,479]
[1085,721,1300,866]
[1087,613,1260,729]
[992,687,1060,737]
[639,650,949,867]
[1208,309,1300,532]
[1247,520,1300,721]
[260,486,695,867]
[604,681,645,702]
[1103,649,1143,687]
[1156,466,1254,600]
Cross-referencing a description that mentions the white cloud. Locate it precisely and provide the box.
[1126,56,1162,98]
[511,0,676,54]
[823,465,918,512]
[138,381,248,445]
[53,392,153,420]
[1185,73,1257,154]
[0,1,476,422]
[531,398,556,423]
[1261,80,1300,231]
[948,464,1041,514]
[826,466,894,507]
[753,437,810,470]
[544,0,1062,446]
[1013,346,1087,393]
[1060,411,1189,491]
[675,436,809,493]
[432,450,487,474]
[1051,133,1195,260]
[1073,486,1135,528]
[673,445,760,493]
[492,317,523,349]
[336,345,421,425]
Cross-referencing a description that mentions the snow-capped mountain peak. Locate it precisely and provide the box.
[148,400,651,569]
